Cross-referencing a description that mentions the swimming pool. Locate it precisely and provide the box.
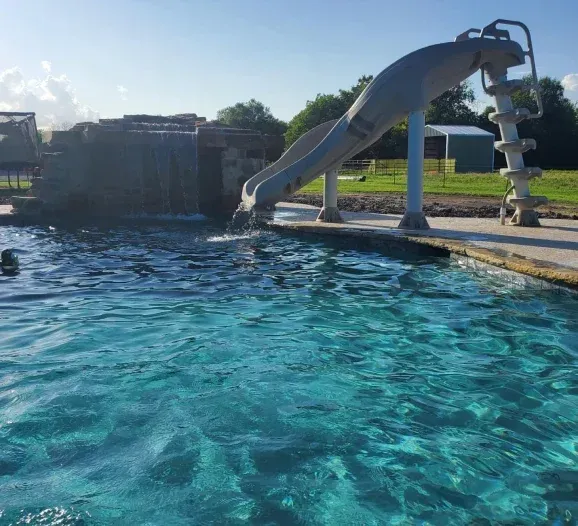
[0,223,576,525]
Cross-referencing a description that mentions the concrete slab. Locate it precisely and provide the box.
[269,203,578,289]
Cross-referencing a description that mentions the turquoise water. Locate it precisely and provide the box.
[0,223,577,525]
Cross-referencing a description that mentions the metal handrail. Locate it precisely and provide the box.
[479,19,543,119]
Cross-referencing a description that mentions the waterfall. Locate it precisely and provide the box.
[32,119,264,218]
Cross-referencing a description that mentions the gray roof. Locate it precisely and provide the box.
[425,125,494,137]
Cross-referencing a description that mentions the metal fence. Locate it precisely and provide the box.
[0,169,33,189]
[339,158,456,186]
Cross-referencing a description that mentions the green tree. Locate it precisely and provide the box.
[483,76,578,168]
[338,74,374,109]
[362,120,409,159]
[284,76,374,147]
[425,81,481,125]
[215,99,287,136]
[284,94,345,147]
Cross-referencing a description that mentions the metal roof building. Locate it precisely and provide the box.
[424,125,495,173]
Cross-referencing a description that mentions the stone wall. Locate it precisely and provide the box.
[20,115,266,217]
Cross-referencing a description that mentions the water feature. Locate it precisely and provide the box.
[26,119,264,218]
[0,223,576,524]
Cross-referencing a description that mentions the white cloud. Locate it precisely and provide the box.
[561,73,578,92]
[0,65,99,127]
[41,60,52,73]
[117,85,128,100]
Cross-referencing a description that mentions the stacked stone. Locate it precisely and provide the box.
[31,131,89,213]
[13,114,268,218]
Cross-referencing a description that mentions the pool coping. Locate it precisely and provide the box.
[267,218,578,292]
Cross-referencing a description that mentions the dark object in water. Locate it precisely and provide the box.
[1,249,19,274]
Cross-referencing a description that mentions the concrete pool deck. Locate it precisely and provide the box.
[267,203,578,289]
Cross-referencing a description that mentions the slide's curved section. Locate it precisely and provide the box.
[242,119,338,203]
[243,37,525,209]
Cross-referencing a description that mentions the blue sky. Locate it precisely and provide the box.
[1,0,577,127]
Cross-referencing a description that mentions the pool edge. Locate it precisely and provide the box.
[268,221,578,292]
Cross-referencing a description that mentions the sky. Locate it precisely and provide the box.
[1,0,578,127]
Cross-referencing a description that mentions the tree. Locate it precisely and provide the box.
[425,81,481,125]
[283,72,578,167]
[284,93,345,146]
[362,120,409,159]
[338,74,374,109]
[483,76,578,168]
[284,76,373,147]
[215,99,287,136]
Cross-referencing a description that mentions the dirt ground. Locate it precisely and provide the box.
[288,193,578,220]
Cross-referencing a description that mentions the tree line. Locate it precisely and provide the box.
[215,75,578,169]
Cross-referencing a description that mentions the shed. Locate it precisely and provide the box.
[424,125,494,173]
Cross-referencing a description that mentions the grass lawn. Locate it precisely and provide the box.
[0,181,31,189]
[299,170,578,204]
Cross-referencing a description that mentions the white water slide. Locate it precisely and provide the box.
[242,21,545,226]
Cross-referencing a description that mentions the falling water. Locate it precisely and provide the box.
[134,130,200,216]
[141,145,163,215]
[154,133,171,214]
[226,202,264,238]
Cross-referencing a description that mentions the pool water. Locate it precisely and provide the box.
[0,223,576,525]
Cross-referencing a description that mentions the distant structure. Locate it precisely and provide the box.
[0,112,40,169]
[424,125,495,173]
[14,114,269,217]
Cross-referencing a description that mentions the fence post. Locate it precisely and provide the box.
[442,160,446,188]
[16,169,20,189]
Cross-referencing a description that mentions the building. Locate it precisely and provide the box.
[424,125,495,173]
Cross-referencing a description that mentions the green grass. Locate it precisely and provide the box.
[0,181,31,189]
[299,170,578,204]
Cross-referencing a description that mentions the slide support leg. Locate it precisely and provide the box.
[399,110,430,229]
[317,168,343,223]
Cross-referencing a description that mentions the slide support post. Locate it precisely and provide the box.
[399,110,430,229]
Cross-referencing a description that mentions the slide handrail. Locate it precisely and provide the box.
[479,20,543,119]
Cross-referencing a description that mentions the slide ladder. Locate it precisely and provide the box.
[480,20,547,226]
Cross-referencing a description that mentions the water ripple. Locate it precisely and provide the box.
[0,224,576,525]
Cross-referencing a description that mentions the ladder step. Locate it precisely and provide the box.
[500,167,543,180]
[508,196,548,208]
[486,79,525,97]
[495,138,537,154]
[489,108,531,125]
